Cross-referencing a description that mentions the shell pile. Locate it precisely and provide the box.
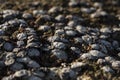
[0,0,120,80]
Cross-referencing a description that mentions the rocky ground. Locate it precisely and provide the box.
[0,0,120,80]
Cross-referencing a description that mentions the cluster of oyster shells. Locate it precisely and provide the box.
[0,0,120,80]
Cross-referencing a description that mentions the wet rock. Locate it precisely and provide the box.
[70,47,81,54]
[0,61,5,68]
[13,48,21,53]
[102,66,114,73]
[77,75,92,80]
[97,59,106,64]
[93,2,103,8]
[64,26,73,30]
[0,29,5,35]
[75,25,87,34]
[26,42,39,48]
[99,40,113,50]
[8,19,19,26]
[118,53,120,57]
[99,35,110,39]
[25,28,36,35]
[91,44,100,50]
[16,57,31,63]
[52,49,68,60]
[5,58,15,66]
[10,62,24,71]
[105,56,115,63]
[27,48,40,57]
[71,62,87,71]
[48,36,60,42]
[65,30,77,36]
[2,10,19,20]
[90,10,108,18]
[27,60,40,68]
[2,75,14,80]
[33,70,45,78]
[82,35,92,44]
[52,42,66,49]
[89,50,106,58]
[112,31,120,41]
[112,61,120,68]
[74,37,83,43]
[100,44,108,53]
[112,40,119,49]
[81,7,94,14]
[6,52,15,59]
[22,13,33,19]
[38,25,51,31]
[67,21,76,27]
[100,27,112,34]
[60,38,69,43]
[16,50,27,57]
[48,6,62,13]
[17,40,25,47]
[80,53,95,60]
[55,15,65,22]
[59,68,76,80]
[19,19,28,26]
[27,35,38,40]
[3,42,14,51]
[68,1,78,7]
[28,75,42,80]
[46,68,58,80]
[2,25,9,31]
[17,32,27,40]
[55,29,65,35]
[33,10,46,16]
